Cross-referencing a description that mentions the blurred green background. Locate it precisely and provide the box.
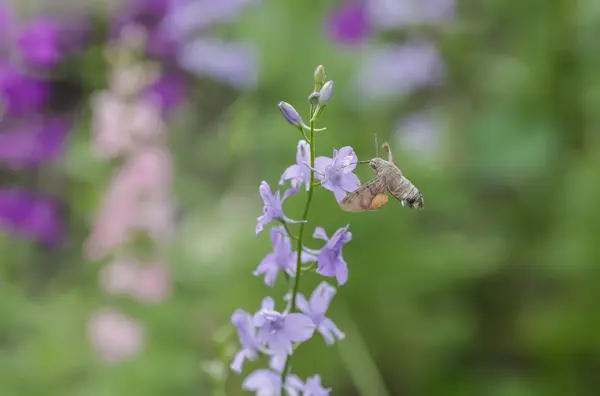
[2,0,600,395]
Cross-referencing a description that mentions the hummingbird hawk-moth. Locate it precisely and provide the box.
[340,135,424,212]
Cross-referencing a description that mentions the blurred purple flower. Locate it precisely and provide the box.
[256,181,302,236]
[304,375,331,396]
[145,71,188,112]
[0,188,63,246]
[176,39,258,88]
[325,1,372,45]
[315,146,361,202]
[0,118,70,168]
[16,17,62,68]
[354,40,444,101]
[254,226,316,287]
[253,296,315,355]
[368,0,455,30]
[292,282,345,345]
[313,225,352,285]
[231,308,262,373]
[395,112,439,158]
[0,63,49,116]
[242,368,304,396]
[280,140,311,190]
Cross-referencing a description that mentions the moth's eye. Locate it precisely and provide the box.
[370,162,377,169]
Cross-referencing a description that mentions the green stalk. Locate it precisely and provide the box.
[280,110,316,394]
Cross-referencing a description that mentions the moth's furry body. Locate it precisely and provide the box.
[340,141,424,212]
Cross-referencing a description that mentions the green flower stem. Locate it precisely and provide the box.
[280,108,317,393]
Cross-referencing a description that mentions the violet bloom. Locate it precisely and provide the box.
[353,40,444,101]
[0,118,71,168]
[242,368,304,396]
[230,309,263,373]
[0,188,63,246]
[16,17,62,68]
[315,147,361,202]
[280,140,311,190]
[304,375,332,396]
[293,282,345,345]
[325,1,372,46]
[313,225,352,285]
[145,71,188,113]
[253,297,315,355]
[256,181,302,236]
[367,0,455,30]
[0,63,49,116]
[254,226,316,287]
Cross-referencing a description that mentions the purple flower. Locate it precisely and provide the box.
[253,297,315,355]
[325,1,372,46]
[230,309,262,373]
[176,38,259,88]
[145,72,187,112]
[313,226,352,285]
[315,147,361,202]
[353,40,444,101]
[278,101,303,127]
[368,0,455,30]
[0,188,64,246]
[0,118,71,168]
[16,17,62,68]
[256,181,302,236]
[0,63,49,116]
[318,81,334,104]
[280,140,311,190]
[304,375,331,396]
[242,368,304,396]
[254,226,316,287]
[293,282,345,345]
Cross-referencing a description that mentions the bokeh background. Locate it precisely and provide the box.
[2,0,600,395]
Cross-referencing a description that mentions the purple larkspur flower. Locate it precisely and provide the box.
[0,118,71,168]
[315,147,361,202]
[325,1,372,45]
[278,101,303,127]
[304,375,331,396]
[313,226,352,285]
[254,226,316,287]
[0,63,49,116]
[280,140,311,190]
[230,309,262,373]
[176,38,258,88]
[353,40,444,101]
[318,81,334,104]
[254,297,315,355]
[368,0,455,30]
[145,72,187,112]
[243,368,304,396]
[16,17,62,68]
[256,181,302,236]
[0,188,63,245]
[292,282,345,345]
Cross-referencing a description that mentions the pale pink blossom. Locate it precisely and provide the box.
[100,258,171,303]
[88,309,145,364]
[84,147,174,260]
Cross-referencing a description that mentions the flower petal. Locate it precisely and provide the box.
[332,186,348,202]
[281,187,299,202]
[341,173,361,193]
[313,226,329,241]
[284,313,315,342]
[314,156,332,175]
[309,282,336,316]
[295,293,311,316]
[335,257,349,285]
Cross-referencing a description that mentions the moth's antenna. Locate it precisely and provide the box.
[382,142,393,163]
[373,133,379,158]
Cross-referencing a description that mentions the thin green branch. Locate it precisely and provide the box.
[280,106,317,393]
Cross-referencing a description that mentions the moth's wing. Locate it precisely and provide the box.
[339,176,389,212]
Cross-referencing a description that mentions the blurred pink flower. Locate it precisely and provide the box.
[100,258,171,303]
[88,309,146,364]
[84,147,174,260]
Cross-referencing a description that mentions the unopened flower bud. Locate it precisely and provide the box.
[308,92,320,106]
[318,81,334,104]
[278,101,303,127]
[314,65,326,86]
